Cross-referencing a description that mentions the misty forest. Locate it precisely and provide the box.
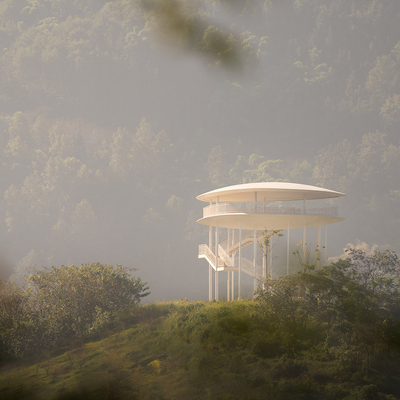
[1,0,400,399]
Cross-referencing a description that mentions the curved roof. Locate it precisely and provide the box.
[197,182,345,203]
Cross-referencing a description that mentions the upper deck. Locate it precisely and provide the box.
[196,182,345,230]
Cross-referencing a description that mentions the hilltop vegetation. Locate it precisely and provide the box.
[0,263,149,363]
[1,250,400,399]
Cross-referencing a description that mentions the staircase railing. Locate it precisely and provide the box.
[199,244,268,280]
[198,244,216,266]
[238,257,263,279]
[218,244,234,267]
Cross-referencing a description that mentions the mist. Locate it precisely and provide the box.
[0,0,399,302]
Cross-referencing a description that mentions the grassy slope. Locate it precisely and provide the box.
[1,301,399,400]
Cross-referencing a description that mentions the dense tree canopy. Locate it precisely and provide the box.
[0,263,149,361]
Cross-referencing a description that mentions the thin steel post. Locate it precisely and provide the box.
[227,271,230,301]
[325,223,328,262]
[303,226,306,265]
[287,222,290,275]
[318,225,321,270]
[253,227,257,292]
[238,222,241,300]
[232,271,234,300]
[215,223,219,301]
[270,234,273,279]
[262,241,266,280]
[209,225,213,301]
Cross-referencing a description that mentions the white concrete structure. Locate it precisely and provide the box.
[196,182,345,301]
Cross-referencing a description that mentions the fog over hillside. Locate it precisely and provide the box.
[0,0,399,301]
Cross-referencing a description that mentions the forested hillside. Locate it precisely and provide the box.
[0,0,399,300]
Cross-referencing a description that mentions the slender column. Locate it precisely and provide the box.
[287,222,290,275]
[254,192,257,213]
[231,271,234,300]
[227,228,231,301]
[262,241,266,279]
[215,270,219,301]
[325,223,328,262]
[303,226,306,265]
[215,223,219,301]
[253,227,257,292]
[269,234,273,279]
[209,225,213,301]
[238,222,242,299]
[263,197,266,213]
[209,265,212,301]
[227,271,230,301]
[317,225,321,270]
[232,228,235,300]
[303,193,306,214]
[266,236,268,279]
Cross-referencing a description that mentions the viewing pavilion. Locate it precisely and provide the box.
[196,182,345,301]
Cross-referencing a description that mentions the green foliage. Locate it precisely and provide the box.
[257,249,400,383]
[0,280,36,362]
[28,262,149,337]
[0,263,149,360]
[2,295,400,399]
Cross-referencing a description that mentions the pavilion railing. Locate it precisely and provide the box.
[203,203,338,218]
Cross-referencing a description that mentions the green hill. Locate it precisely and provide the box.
[1,300,400,400]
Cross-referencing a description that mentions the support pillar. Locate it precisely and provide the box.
[209,225,213,301]
[232,229,235,300]
[238,222,242,300]
[231,271,234,301]
[325,223,328,262]
[269,235,273,279]
[303,226,306,265]
[227,228,230,301]
[317,225,321,270]
[209,265,212,301]
[253,227,257,292]
[227,271,230,301]
[215,223,219,301]
[287,222,290,275]
[262,241,266,280]
[215,271,219,301]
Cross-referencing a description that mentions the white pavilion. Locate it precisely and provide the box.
[196,182,345,301]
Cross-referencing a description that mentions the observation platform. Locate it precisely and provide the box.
[196,182,345,301]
